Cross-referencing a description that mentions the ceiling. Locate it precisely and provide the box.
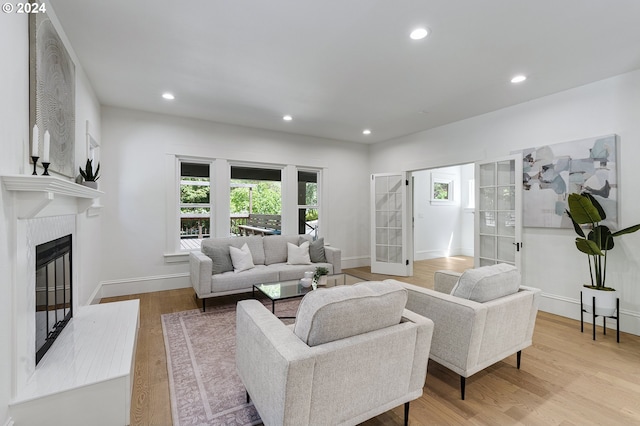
[49,0,640,144]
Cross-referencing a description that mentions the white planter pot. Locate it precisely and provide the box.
[82,181,98,189]
[582,287,618,317]
[318,275,328,286]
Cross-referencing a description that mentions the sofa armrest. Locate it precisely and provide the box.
[392,280,487,376]
[434,270,462,293]
[324,246,342,274]
[236,300,315,426]
[189,251,212,298]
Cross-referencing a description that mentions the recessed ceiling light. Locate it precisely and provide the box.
[511,75,527,83]
[283,115,293,121]
[362,129,372,135]
[162,92,175,100]
[410,28,429,40]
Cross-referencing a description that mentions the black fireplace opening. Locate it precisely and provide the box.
[35,234,72,365]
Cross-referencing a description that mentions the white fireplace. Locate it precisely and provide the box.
[3,175,139,425]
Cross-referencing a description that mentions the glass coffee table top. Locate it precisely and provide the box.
[252,274,365,318]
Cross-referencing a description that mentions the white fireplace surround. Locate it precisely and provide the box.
[1,175,102,396]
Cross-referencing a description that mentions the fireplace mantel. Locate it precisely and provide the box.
[1,175,103,219]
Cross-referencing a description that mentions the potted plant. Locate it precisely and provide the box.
[79,159,100,189]
[313,266,330,287]
[566,192,640,316]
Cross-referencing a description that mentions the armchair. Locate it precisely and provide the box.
[235,281,434,426]
[391,264,541,400]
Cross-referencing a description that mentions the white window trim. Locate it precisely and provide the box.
[430,173,455,205]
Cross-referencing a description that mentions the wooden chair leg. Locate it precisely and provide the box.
[517,350,522,369]
[404,401,410,426]
[460,376,466,400]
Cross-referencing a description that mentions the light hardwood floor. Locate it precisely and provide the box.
[103,258,640,425]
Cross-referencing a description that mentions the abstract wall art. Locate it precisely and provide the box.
[521,135,618,229]
[30,8,76,177]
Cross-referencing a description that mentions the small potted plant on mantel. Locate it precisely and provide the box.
[79,159,100,189]
[566,192,640,316]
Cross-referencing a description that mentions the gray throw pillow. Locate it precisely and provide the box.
[202,245,233,275]
[300,237,326,263]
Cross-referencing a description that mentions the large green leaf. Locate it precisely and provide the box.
[584,193,606,221]
[611,223,640,237]
[567,193,602,225]
[575,238,603,256]
[566,210,585,238]
[588,226,614,250]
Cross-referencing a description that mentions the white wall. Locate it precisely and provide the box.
[371,70,640,335]
[0,12,29,425]
[1,6,102,424]
[413,165,472,259]
[99,107,370,296]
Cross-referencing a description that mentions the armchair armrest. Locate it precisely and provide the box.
[324,246,342,274]
[434,270,462,293]
[189,251,212,297]
[236,300,315,426]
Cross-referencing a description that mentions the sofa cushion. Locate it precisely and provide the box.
[276,263,333,281]
[263,235,302,265]
[201,244,233,275]
[451,263,521,303]
[287,241,311,265]
[229,243,255,272]
[211,266,279,293]
[293,281,407,347]
[300,237,327,263]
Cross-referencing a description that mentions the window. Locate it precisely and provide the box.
[430,174,454,205]
[298,169,320,238]
[180,161,211,250]
[230,166,282,236]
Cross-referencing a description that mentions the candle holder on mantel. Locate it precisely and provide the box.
[31,156,39,175]
[42,162,50,176]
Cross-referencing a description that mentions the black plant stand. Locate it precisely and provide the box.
[580,291,620,342]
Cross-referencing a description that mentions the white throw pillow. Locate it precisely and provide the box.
[287,241,311,265]
[229,243,255,273]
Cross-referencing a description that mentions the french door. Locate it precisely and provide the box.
[370,172,412,276]
[475,154,523,268]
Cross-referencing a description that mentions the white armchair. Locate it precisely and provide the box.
[235,281,434,426]
[390,264,541,400]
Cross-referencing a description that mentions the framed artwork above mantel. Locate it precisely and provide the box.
[29,5,76,178]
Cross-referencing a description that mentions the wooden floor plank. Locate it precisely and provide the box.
[101,257,640,425]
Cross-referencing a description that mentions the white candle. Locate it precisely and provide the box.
[32,124,39,157]
[43,131,50,163]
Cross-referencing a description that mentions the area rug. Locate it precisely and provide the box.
[161,299,300,426]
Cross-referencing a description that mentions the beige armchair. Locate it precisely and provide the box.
[235,281,434,426]
[390,264,541,400]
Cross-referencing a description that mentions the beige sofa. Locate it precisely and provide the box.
[235,281,434,426]
[392,264,541,399]
[190,234,341,310]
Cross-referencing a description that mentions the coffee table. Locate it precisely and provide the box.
[252,273,357,318]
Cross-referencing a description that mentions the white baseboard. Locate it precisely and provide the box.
[341,255,370,269]
[540,292,640,336]
[100,273,190,298]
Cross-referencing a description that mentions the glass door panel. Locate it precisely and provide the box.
[475,155,522,268]
[371,173,410,276]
